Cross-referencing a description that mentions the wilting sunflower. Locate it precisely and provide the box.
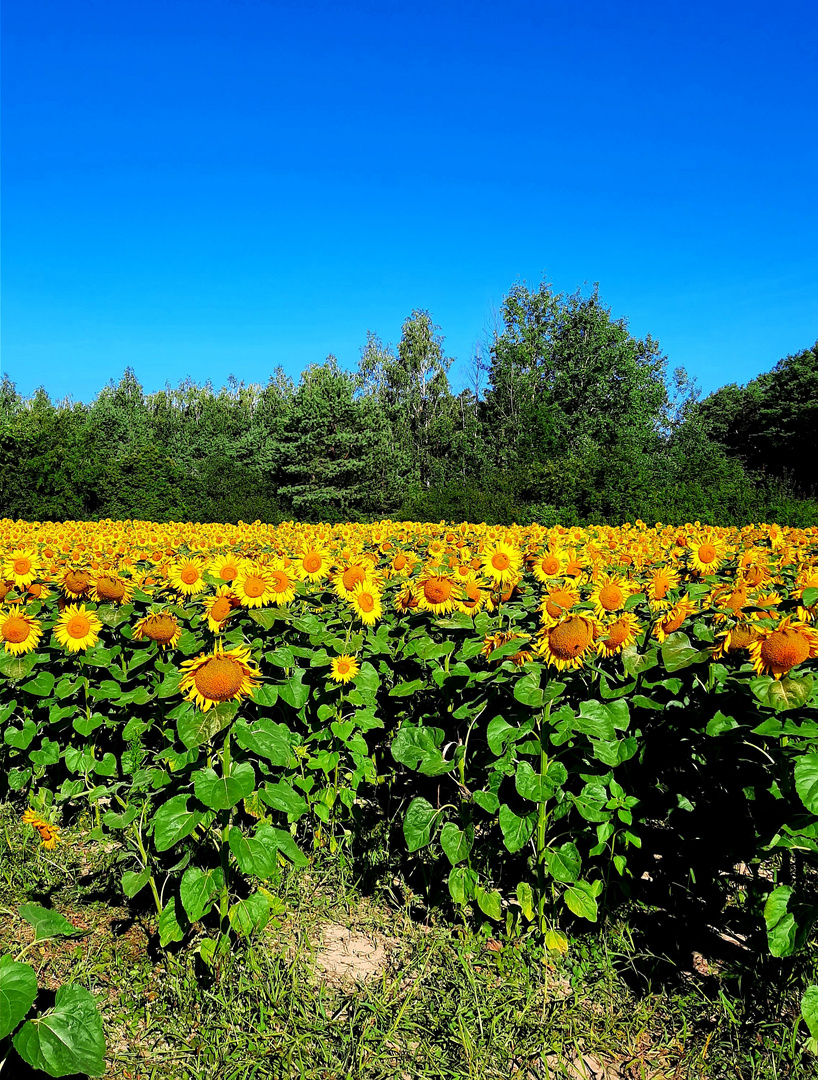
[394,582,420,613]
[179,644,261,711]
[596,612,642,658]
[713,620,762,660]
[0,605,43,655]
[168,558,207,597]
[416,568,459,616]
[748,617,818,680]
[481,540,523,586]
[54,604,102,653]
[201,586,239,633]
[589,573,633,619]
[22,809,61,850]
[350,580,383,626]
[330,654,360,684]
[233,563,276,608]
[134,611,183,650]
[91,572,133,605]
[210,552,244,585]
[537,614,597,671]
[456,573,488,616]
[61,567,93,599]
[3,549,40,589]
[482,630,533,667]
[653,595,696,643]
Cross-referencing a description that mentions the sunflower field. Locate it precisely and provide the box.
[2,516,818,980]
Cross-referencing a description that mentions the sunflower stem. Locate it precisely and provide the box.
[219,730,232,930]
[536,699,553,942]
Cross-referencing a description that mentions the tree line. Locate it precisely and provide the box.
[1,280,815,525]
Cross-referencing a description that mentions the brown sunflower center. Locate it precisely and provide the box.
[13,558,32,576]
[66,614,91,639]
[219,565,237,582]
[243,574,268,597]
[336,658,352,674]
[546,590,575,619]
[727,622,759,651]
[491,552,511,571]
[697,543,717,565]
[181,566,200,585]
[270,572,291,594]
[423,577,452,605]
[605,619,631,648]
[2,616,31,644]
[144,615,179,643]
[342,566,365,591]
[760,628,811,672]
[209,598,232,622]
[549,617,593,660]
[393,554,407,571]
[653,575,670,599]
[64,570,90,593]
[598,583,624,610]
[193,657,245,702]
[96,576,125,601]
[357,591,375,613]
[540,555,561,575]
[303,553,322,574]
[662,607,687,634]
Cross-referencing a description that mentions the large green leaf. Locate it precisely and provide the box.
[13,984,106,1077]
[801,985,818,1040]
[391,726,453,776]
[193,762,256,810]
[764,885,796,957]
[0,958,38,1040]
[233,716,293,765]
[660,632,709,672]
[752,675,813,713]
[448,866,477,905]
[513,671,543,708]
[475,885,502,920]
[576,701,616,741]
[795,755,818,814]
[266,826,308,866]
[228,892,271,937]
[153,795,205,852]
[158,897,185,947]
[403,797,438,852]
[499,804,536,854]
[544,842,581,883]
[514,760,567,802]
[179,867,224,923]
[4,719,37,749]
[19,671,55,698]
[177,701,236,749]
[228,824,278,879]
[18,905,77,941]
[563,880,599,922]
[439,822,472,866]
[278,670,310,710]
[259,780,309,819]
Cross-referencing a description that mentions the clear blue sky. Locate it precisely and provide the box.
[3,0,816,403]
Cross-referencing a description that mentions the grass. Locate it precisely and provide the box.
[1,800,816,1080]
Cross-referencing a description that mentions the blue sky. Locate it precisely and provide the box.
[3,0,816,402]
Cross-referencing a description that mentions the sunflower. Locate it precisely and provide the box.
[597,612,642,658]
[688,534,728,576]
[713,621,762,660]
[295,547,332,583]
[350,580,383,626]
[233,563,276,608]
[3,549,40,589]
[179,644,261,711]
[210,552,244,585]
[645,565,681,609]
[168,557,207,597]
[61,567,93,599]
[416,568,459,616]
[54,604,103,653]
[389,550,417,578]
[481,540,523,586]
[91,572,133,605]
[456,573,488,616]
[537,614,597,671]
[589,573,633,619]
[330,654,360,684]
[530,548,568,584]
[0,605,43,655]
[482,630,533,668]
[22,809,61,850]
[653,596,696,643]
[540,584,580,622]
[748,618,818,680]
[202,585,239,633]
[133,611,183,649]
[332,561,370,599]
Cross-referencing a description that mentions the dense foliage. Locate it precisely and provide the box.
[1,281,815,526]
